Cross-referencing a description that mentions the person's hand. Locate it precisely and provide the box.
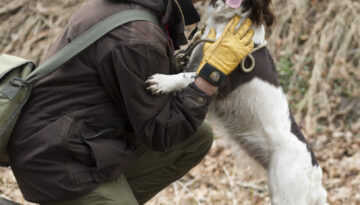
[196,15,254,86]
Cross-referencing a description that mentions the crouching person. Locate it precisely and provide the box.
[8,0,253,204]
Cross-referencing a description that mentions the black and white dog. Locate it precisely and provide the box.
[147,0,328,204]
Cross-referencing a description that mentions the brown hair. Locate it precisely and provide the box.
[210,0,275,27]
[242,0,275,26]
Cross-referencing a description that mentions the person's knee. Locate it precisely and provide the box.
[191,122,214,155]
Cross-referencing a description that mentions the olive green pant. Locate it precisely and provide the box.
[46,122,213,205]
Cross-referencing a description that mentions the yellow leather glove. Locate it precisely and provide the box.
[196,15,254,86]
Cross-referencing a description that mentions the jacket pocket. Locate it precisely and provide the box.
[67,117,136,183]
[83,136,136,182]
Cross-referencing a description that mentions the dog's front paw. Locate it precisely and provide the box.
[146,73,196,95]
[146,74,175,95]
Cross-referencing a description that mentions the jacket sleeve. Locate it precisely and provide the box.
[96,42,212,151]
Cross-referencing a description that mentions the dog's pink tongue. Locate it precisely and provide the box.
[225,0,242,8]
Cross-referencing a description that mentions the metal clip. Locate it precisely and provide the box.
[10,78,29,88]
[175,38,215,72]
[240,41,268,73]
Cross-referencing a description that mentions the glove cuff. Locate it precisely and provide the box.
[197,63,226,87]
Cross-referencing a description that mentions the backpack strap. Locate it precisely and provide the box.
[25,9,160,84]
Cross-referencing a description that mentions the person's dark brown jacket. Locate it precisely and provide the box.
[8,0,211,203]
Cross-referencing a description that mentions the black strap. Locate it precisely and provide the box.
[25,9,160,84]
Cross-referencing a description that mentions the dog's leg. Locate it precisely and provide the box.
[146,28,204,95]
[146,72,196,94]
[266,125,328,205]
[255,87,328,205]
[209,78,328,205]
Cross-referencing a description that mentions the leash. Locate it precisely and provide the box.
[175,38,215,72]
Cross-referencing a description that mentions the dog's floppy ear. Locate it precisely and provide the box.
[242,0,275,26]
[209,0,219,7]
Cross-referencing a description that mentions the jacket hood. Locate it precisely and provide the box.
[114,0,168,14]
[109,0,200,48]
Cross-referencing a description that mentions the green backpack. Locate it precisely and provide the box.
[0,9,160,166]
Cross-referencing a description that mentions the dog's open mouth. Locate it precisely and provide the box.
[209,0,248,20]
[225,0,243,8]
[207,0,250,24]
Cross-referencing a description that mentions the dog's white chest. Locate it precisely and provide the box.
[208,78,290,137]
